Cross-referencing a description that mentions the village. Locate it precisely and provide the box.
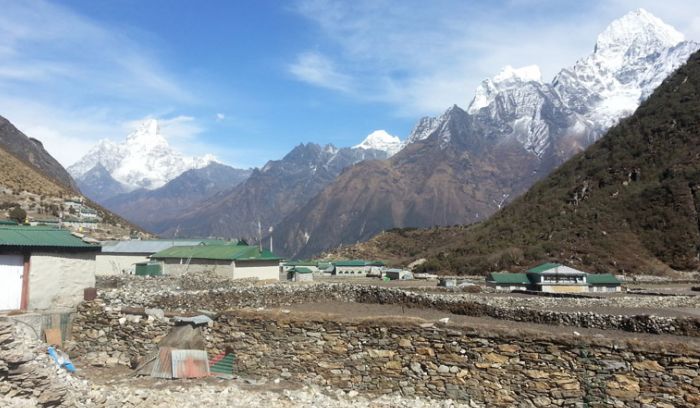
[1,221,699,407]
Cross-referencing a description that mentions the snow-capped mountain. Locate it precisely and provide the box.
[271,9,700,259]
[69,119,215,191]
[353,130,402,156]
[430,8,700,161]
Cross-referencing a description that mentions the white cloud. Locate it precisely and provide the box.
[0,0,199,165]
[289,51,354,92]
[292,0,700,117]
[216,113,226,121]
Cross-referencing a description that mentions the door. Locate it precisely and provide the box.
[0,255,24,310]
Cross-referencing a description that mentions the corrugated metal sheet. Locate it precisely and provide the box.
[0,226,99,249]
[210,353,235,378]
[150,347,174,379]
[171,349,209,379]
[101,240,205,254]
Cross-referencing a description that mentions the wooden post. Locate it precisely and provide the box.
[20,253,30,310]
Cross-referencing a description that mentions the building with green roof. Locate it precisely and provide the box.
[151,244,282,281]
[0,225,101,311]
[487,263,622,293]
[288,266,314,282]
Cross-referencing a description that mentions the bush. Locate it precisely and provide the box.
[9,207,26,223]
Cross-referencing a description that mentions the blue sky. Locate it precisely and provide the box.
[0,0,699,168]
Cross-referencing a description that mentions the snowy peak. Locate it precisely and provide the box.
[493,65,542,84]
[468,65,543,113]
[125,118,167,147]
[69,118,216,191]
[594,9,684,70]
[353,130,402,156]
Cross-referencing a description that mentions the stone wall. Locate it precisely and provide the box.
[213,310,700,407]
[69,302,700,407]
[69,300,171,367]
[148,284,700,337]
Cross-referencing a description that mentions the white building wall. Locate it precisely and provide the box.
[96,254,150,276]
[160,259,232,277]
[233,260,280,281]
[29,252,96,311]
[335,266,369,276]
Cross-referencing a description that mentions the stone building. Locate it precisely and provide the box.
[151,244,281,280]
[0,225,100,311]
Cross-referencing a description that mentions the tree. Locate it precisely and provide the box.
[9,207,27,224]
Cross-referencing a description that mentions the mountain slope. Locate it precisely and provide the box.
[271,9,699,258]
[0,117,148,239]
[156,142,391,240]
[347,50,700,275]
[69,119,215,191]
[76,163,130,202]
[102,162,252,232]
[0,115,78,191]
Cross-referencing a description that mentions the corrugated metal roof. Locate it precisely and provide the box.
[152,245,281,261]
[488,272,531,284]
[527,263,562,273]
[587,273,621,285]
[291,267,313,274]
[0,226,100,249]
[100,239,205,254]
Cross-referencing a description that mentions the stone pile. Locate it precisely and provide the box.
[0,318,89,407]
[67,300,172,367]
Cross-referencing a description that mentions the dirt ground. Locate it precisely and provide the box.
[276,301,700,345]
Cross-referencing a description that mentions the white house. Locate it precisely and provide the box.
[0,225,100,311]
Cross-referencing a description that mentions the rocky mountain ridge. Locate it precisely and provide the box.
[270,9,700,258]
[153,141,392,240]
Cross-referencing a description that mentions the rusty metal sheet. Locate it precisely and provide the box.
[171,349,209,378]
[150,347,173,379]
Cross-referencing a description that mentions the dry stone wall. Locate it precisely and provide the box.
[147,284,700,337]
[68,303,700,407]
[210,311,700,407]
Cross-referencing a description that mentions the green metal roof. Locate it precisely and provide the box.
[284,260,318,267]
[527,263,562,274]
[291,267,313,274]
[0,226,100,250]
[587,273,621,285]
[333,260,385,267]
[152,245,281,261]
[487,273,531,285]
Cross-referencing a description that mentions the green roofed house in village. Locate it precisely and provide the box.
[0,225,100,311]
[288,266,314,282]
[151,244,281,281]
[487,263,622,293]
